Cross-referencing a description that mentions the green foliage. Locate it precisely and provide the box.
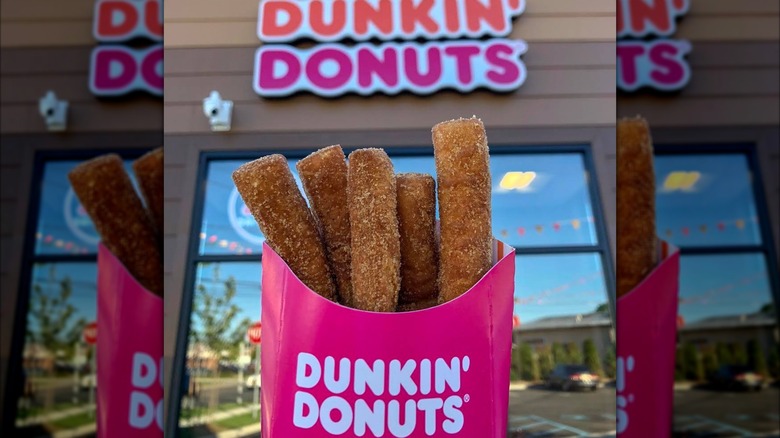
[681,343,703,381]
[594,303,610,313]
[603,347,616,379]
[675,348,686,381]
[519,343,539,381]
[731,342,748,366]
[510,346,523,382]
[716,342,733,366]
[565,342,583,365]
[583,339,603,376]
[191,267,252,361]
[701,348,718,380]
[747,340,768,376]
[538,347,554,379]
[27,268,86,364]
[767,344,780,379]
[552,343,566,365]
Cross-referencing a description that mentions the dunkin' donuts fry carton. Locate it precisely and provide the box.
[261,238,515,437]
[617,239,679,437]
[96,245,163,437]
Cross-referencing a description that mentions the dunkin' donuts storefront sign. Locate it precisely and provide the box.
[254,0,529,97]
[617,0,691,92]
[89,0,163,97]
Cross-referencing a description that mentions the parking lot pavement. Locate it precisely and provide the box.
[673,386,780,437]
[507,385,616,437]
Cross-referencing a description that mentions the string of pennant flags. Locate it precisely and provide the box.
[35,232,91,255]
[662,217,757,238]
[500,216,594,238]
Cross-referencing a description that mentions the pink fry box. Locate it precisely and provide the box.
[617,239,680,437]
[261,239,516,437]
[96,244,163,438]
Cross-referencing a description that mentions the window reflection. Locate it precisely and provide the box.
[16,263,97,434]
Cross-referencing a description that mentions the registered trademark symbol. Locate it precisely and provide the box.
[464,394,470,403]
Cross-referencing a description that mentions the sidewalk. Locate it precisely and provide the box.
[52,424,96,438]
[180,405,260,428]
[215,423,262,438]
[16,405,94,427]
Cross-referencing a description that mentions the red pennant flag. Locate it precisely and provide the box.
[717,222,725,231]
[681,227,690,236]
[553,222,561,231]
[517,227,525,236]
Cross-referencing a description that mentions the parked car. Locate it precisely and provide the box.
[245,374,262,388]
[546,365,600,391]
[708,365,764,391]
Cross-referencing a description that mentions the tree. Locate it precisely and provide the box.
[675,348,686,381]
[191,267,252,364]
[716,342,733,366]
[681,343,703,381]
[746,340,767,376]
[552,342,566,365]
[27,268,86,369]
[701,348,718,380]
[603,347,616,379]
[538,347,554,379]
[594,303,610,314]
[759,302,775,316]
[767,344,780,379]
[565,342,583,365]
[510,346,523,382]
[519,343,538,381]
[731,342,748,366]
[583,339,603,376]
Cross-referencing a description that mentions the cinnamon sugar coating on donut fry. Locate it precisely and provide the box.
[397,297,438,312]
[68,154,163,296]
[132,147,164,241]
[396,173,439,305]
[348,148,401,312]
[432,117,492,303]
[232,154,336,300]
[617,117,657,297]
[297,146,353,306]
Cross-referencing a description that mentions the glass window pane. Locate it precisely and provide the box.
[35,160,139,255]
[511,253,615,436]
[393,153,599,247]
[655,154,762,247]
[674,253,778,435]
[199,159,304,255]
[179,261,262,434]
[200,152,600,255]
[16,262,97,433]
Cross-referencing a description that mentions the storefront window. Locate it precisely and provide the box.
[176,148,615,436]
[13,155,140,436]
[655,151,779,436]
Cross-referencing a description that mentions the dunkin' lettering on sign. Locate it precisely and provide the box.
[93,0,163,43]
[90,0,163,97]
[129,353,164,431]
[617,0,691,92]
[254,0,528,98]
[293,353,471,435]
[89,45,163,97]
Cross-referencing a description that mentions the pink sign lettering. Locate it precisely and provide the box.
[254,39,526,98]
[89,45,163,97]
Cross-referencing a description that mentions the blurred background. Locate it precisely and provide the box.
[617,0,780,436]
[163,0,616,437]
[0,0,162,436]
